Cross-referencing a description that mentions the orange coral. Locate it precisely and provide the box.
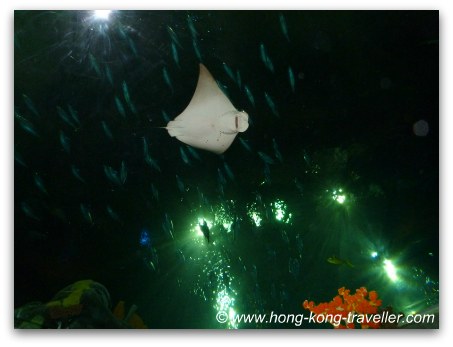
[303,286,383,329]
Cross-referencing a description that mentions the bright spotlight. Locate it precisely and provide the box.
[94,10,112,20]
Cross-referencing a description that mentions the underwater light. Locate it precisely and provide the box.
[251,212,262,227]
[332,189,346,204]
[371,251,378,258]
[271,199,292,224]
[94,10,112,20]
[223,222,233,233]
[194,217,213,237]
[275,209,284,221]
[336,195,346,204]
[229,307,236,321]
[383,259,398,282]
[215,288,238,329]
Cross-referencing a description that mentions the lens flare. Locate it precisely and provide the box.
[383,259,398,282]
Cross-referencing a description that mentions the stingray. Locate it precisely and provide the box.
[166,64,249,155]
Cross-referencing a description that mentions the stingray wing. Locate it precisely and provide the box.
[166,64,248,154]
[175,64,235,122]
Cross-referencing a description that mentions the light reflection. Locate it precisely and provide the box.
[246,198,293,226]
[42,10,143,80]
[271,199,292,224]
[215,288,238,329]
[383,259,398,282]
[213,202,234,233]
[247,202,262,227]
[190,217,213,242]
[332,188,346,204]
[186,203,238,328]
[251,211,262,227]
[356,233,438,316]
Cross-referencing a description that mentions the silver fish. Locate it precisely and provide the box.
[114,97,126,118]
[279,13,290,42]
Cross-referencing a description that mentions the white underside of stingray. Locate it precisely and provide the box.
[166,64,249,155]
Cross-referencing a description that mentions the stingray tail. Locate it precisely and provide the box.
[166,121,185,138]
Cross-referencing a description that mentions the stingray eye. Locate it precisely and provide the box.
[235,116,238,129]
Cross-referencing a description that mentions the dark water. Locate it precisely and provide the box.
[14,10,438,328]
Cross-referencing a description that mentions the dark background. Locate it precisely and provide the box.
[15,10,438,328]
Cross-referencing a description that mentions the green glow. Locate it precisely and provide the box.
[251,212,262,227]
[247,202,262,227]
[215,287,238,329]
[271,199,292,224]
[246,198,292,226]
[331,188,346,204]
[196,217,213,236]
[213,202,234,233]
[189,217,214,245]
[212,263,238,328]
[371,251,378,258]
[223,222,232,231]
[383,259,398,282]
[186,203,239,329]
[229,308,236,323]
[336,195,346,203]
[188,200,237,245]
